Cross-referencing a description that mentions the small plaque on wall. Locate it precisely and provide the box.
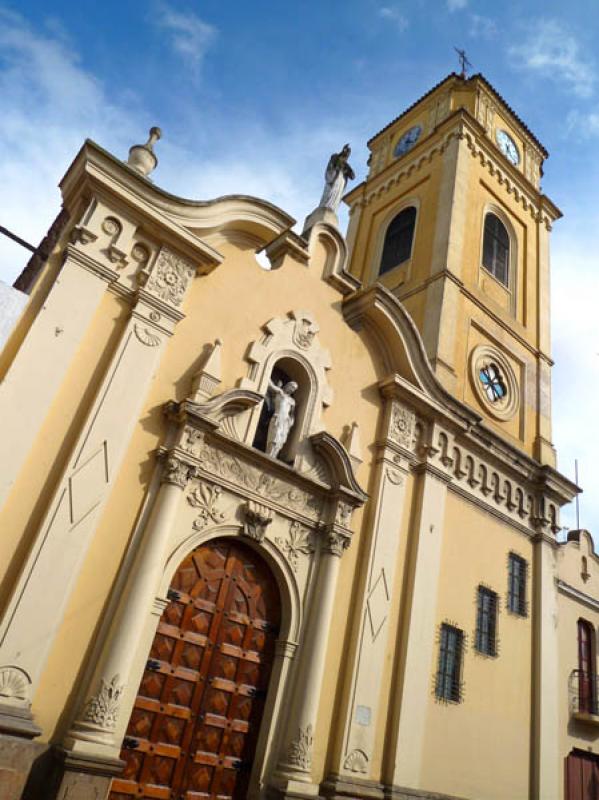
[355,705,372,726]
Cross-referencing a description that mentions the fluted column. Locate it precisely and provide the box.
[271,516,350,798]
[63,454,193,761]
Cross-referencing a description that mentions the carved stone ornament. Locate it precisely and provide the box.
[343,748,369,774]
[287,724,313,771]
[82,674,124,730]
[0,666,30,703]
[388,401,416,449]
[325,530,349,557]
[181,426,205,455]
[243,500,273,542]
[187,482,228,530]
[275,521,315,572]
[195,440,321,520]
[292,312,319,350]
[146,248,194,307]
[133,323,160,347]
[162,456,192,488]
[335,501,352,529]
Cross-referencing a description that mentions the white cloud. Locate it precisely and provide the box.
[447,0,468,12]
[551,228,599,536]
[566,108,599,139]
[509,19,595,98]
[154,3,217,70]
[0,8,358,288]
[378,6,409,31]
[469,14,497,40]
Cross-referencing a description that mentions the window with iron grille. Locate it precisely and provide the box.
[507,553,527,616]
[475,587,498,656]
[435,624,464,702]
[379,206,417,275]
[482,213,509,286]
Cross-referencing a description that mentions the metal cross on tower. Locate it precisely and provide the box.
[454,47,472,78]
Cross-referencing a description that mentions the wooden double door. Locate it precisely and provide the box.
[110,539,281,800]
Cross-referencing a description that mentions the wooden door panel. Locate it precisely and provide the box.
[110,539,280,800]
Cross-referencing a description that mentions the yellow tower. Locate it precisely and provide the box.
[344,72,560,466]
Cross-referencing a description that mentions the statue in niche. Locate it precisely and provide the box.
[319,144,355,212]
[266,379,298,459]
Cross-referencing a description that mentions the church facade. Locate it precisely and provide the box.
[0,72,598,800]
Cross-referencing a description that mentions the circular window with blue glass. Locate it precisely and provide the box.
[470,345,519,421]
[394,125,422,158]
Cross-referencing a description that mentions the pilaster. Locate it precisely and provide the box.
[531,522,560,800]
[329,382,416,781]
[0,242,118,511]
[386,425,452,790]
[0,245,197,739]
[270,499,354,799]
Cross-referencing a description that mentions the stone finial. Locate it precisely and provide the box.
[127,126,162,177]
[191,339,223,402]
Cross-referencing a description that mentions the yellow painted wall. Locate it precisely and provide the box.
[420,491,533,799]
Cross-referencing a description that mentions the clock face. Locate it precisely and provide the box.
[394,125,422,158]
[495,130,520,166]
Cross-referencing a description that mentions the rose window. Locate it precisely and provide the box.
[478,364,506,403]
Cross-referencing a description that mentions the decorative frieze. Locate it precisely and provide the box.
[275,521,315,572]
[187,482,228,530]
[82,674,124,730]
[193,439,322,521]
[242,499,273,542]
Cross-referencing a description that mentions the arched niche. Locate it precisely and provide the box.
[239,311,332,470]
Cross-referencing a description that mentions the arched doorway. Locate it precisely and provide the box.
[110,538,281,800]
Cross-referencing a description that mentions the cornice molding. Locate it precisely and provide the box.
[344,111,560,231]
[556,579,599,612]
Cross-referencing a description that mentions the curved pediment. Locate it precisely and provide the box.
[343,284,480,428]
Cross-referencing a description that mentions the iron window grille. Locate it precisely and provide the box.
[435,623,464,703]
[482,213,509,287]
[475,586,498,656]
[379,207,417,275]
[507,553,527,616]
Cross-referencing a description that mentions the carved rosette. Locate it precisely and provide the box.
[242,500,273,542]
[275,521,315,572]
[162,456,192,488]
[287,724,313,771]
[187,482,228,530]
[388,401,416,449]
[82,674,124,730]
[146,248,194,307]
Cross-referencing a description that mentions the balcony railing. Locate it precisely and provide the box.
[569,670,599,722]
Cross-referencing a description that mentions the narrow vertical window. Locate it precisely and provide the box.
[578,619,596,714]
[507,553,527,616]
[379,206,416,275]
[482,213,509,286]
[475,587,498,656]
[435,624,464,702]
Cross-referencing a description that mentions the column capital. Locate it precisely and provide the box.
[160,453,195,488]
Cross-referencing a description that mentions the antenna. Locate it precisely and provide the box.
[575,459,580,529]
[454,47,472,79]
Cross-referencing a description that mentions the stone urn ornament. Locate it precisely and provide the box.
[127,126,162,178]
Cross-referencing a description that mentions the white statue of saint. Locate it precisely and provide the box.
[266,380,298,459]
[318,144,355,212]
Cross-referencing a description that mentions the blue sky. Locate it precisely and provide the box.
[0,1,598,535]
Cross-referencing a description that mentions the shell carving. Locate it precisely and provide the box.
[0,667,30,701]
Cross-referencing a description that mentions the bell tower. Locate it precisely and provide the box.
[344,73,560,466]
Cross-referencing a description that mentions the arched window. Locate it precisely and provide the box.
[379,206,416,275]
[482,213,510,286]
